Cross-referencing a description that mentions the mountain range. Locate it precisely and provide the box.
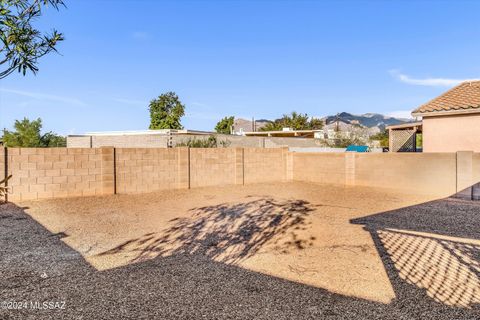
[323,112,413,130]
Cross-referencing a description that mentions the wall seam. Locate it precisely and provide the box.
[242,148,245,185]
[113,147,117,195]
[4,147,8,203]
[455,151,458,193]
[188,147,191,189]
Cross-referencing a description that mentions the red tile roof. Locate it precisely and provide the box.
[412,81,480,116]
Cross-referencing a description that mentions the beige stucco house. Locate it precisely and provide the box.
[412,80,480,152]
[388,80,480,153]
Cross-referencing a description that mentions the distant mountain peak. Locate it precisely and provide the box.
[323,112,413,130]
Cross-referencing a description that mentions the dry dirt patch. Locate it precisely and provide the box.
[19,182,435,304]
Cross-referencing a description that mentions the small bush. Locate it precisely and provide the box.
[176,135,231,148]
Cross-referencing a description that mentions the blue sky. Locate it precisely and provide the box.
[1,0,480,134]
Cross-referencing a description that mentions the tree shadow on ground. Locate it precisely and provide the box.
[99,197,316,264]
[2,201,480,319]
[351,198,480,310]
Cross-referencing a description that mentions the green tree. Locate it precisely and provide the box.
[40,131,66,147]
[215,116,234,134]
[149,92,185,130]
[329,134,362,148]
[416,133,423,149]
[370,130,389,147]
[2,117,66,147]
[309,117,324,130]
[261,112,323,131]
[0,0,65,79]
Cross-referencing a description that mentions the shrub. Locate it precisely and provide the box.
[176,135,231,148]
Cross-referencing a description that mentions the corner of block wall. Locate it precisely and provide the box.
[456,151,474,193]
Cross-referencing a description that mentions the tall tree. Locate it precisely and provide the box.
[149,92,185,130]
[261,112,323,131]
[0,0,65,79]
[2,117,66,147]
[215,116,234,134]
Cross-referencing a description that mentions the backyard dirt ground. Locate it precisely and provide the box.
[1,181,479,319]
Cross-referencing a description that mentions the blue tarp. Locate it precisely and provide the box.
[346,145,369,152]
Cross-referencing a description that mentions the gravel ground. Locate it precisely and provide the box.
[0,183,479,319]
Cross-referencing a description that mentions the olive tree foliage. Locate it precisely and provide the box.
[149,92,185,130]
[2,117,66,147]
[261,112,323,131]
[369,130,389,147]
[214,116,234,134]
[327,132,363,148]
[0,0,65,79]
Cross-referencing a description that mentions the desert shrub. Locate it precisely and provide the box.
[176,135,231,148]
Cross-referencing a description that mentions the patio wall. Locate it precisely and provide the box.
[1,147,479,201]
[115,148,179,194]
[292,153,346,185]
[3,148,114,201]
[474,154,480,199]
[0,148,5,184]
[244,148,288,184]
[474,153,480,182]
[1,147,288,201]
[354,153,457,195]
[189,148,238,188]
[292,151,477,197]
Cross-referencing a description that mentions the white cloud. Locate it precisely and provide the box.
[131,31,149,40]
[389,70,478,87]
[386,110,413,119]
[0,88,86,106]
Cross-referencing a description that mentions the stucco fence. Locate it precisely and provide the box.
[1,147,479,201]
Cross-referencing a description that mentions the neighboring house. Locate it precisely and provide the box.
[388,80,480,153]
[412,80,480,152]
[386,122,423,152]
[243,128,323,138]
[232,118,270,135]
[67,129,328,149]
[67,130,213,148]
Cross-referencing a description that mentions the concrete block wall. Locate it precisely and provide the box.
[172,134,265,148]
[0,148,5,200]
[0,148,5,180]
[292,151,477,198]
[115,148,179,194]
[2,147,479,201]
[455,151,480,200]
[244,147,287,184]
[293,153,346,185]
[355,153,457,196]
[170,134,325,149]
[68,133,326,149]
[93,135,169,148]
[189,148,237,188]
[67,136,91,148]
[176,147,190,189]
[67,135,170,148]
[4,148,111,201]
[473,154,480,200]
